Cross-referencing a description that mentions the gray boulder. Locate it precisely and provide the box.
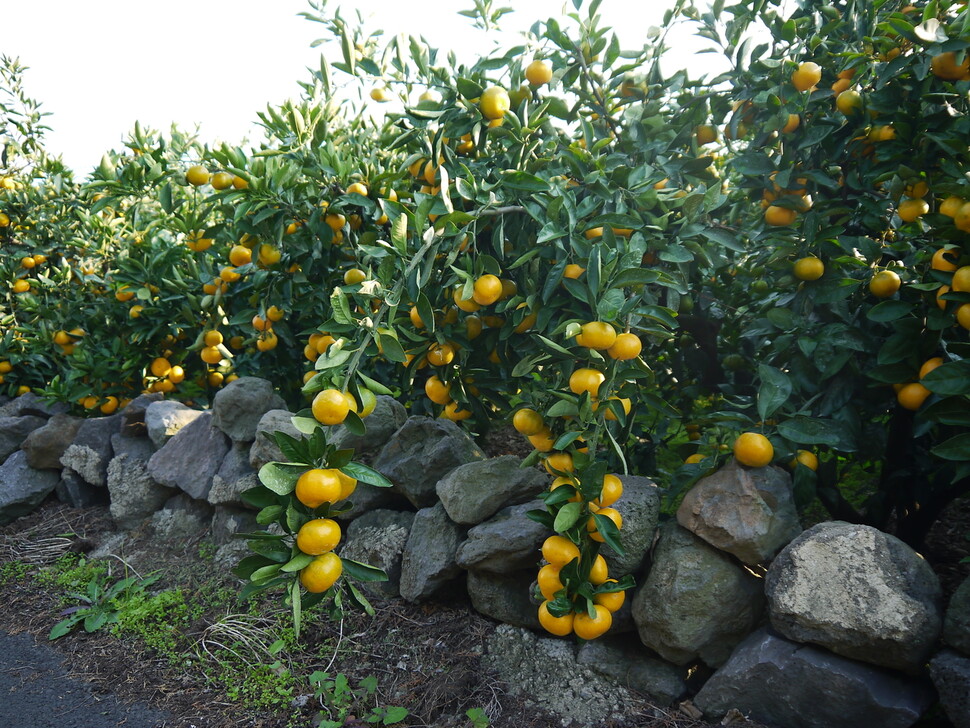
[249,409,301,470]
[150,493,213,541]
[373,416,485,508]
[467,569,541,630]
[59,415,121,487]
[632,522,764,667]
[145,401,204,448]
[399,503,465,602]
[600,475,661,577]
[455,500,547,573]
[107,453,176,530]
[694,628,935,728]
[208,473,260,509]
[0,450,61,524]
[676,460,801,565]
[147,412,230,500]
[765,521,942,673]
[483,625,635,726]
[437,455,546,525]
[207,441,256,507]
[331,395,408,453]
[0,392,66,418]
[20,415,84,470]
[210,506,259,545]
[576,636,688,707]
[21,414,83,470]
[930,649,970,728]
[119,393,163,438]
[109,433,155,464]
[55,467,108,508]
[0,415,47,462]
[340,482,411,521]
[945,575,970,656]
[211,376,286,442]
[340,509,415,597]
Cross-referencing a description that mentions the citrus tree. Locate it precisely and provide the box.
[208,0,745,638]
[9,0,970,638]
[674,0,970,546]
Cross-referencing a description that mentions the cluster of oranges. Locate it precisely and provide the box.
[504,320,643,639]
[762,171,813,228]
[196,330,240,389]
[536,531,624,640]
[9,251,48,294]
[185,165,247,191]
[251,305,284,353]
[292,468,358,593]
[294,380,378,594]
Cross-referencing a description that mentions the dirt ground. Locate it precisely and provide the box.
[0,499,763,728]
[0,467,966,727]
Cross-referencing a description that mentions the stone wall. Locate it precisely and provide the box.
[1,382,967,728]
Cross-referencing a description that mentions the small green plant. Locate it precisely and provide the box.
[112,587,190,661]
[0,560,31,583]
[49,570,160,640]
[310,672,408,727]
[466,707,490,728]
[36,553,108,597]
[197,541,217,560]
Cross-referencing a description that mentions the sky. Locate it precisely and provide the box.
[3,0,718,175]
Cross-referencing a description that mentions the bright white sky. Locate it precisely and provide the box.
[3,0,718,176]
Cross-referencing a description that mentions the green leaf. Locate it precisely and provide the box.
[241,486,277,509]
[923,397,970,426]
[554,501,584,532]
[456,77,485,99]
[258,462,305,495]
[291,580,303,640]
[867,300,911,322]
[932,433,970,461]
[49,618,79,640]
[922,361,970,396]
[777,416,854,451]
[378,331,407,363]
[526,509,555,529]
[341,558,389,582]
[500,171,549,191]
[250,563,284,584]
[391,214,408,254]
[233,554,276,580]
[342,410,366,436]
[314,348,352,371]
[378,706,409,724]
[612,268,661,287]
[592,512,624,556]
[356,371,393,395]
[330,288,354,325]
[281,552,314,573]
[757,365,792,421]
[658,245,693,264]
[536,335,574,357]
[341,461,393,488]
[256,505,283,525]
[292,415,320,435]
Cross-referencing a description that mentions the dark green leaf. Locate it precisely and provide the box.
[932,433,970,461]
[922,360,970,396]
[341,558,389,582]
[867,300,911,322]
[757,365,792,421]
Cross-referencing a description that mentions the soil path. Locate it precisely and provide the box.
[0,629,171,728]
